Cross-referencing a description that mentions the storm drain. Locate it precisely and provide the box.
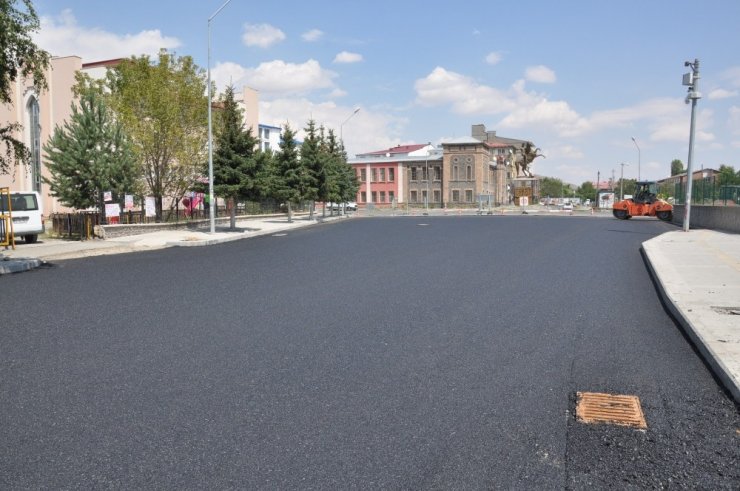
[576,392,647,429]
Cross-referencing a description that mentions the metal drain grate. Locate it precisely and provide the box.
[576,392,647,429]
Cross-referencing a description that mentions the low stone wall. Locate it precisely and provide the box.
[97,214,285,239]
[671,205,740,233]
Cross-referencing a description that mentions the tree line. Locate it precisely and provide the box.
[1,1,357,225]
[43,52,358,225]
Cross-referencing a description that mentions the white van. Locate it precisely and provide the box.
[0,191,44,243]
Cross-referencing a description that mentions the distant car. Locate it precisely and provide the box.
[562,203,573,212]
[345,201,358,211]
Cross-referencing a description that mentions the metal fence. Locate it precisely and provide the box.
[661,176,740,206]
[48,200,305,240]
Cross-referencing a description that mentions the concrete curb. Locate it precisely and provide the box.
[641,240,740,404]
[0,257,42,275]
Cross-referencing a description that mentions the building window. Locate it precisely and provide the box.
[371,191,377,203]
[263,141,271,151]
[361,191,366,202]
[466,165,472,180]
[389,191,395,203]
[371,168,377,182]
[262,128,270,139]
[410,190,418,203]
[27,97,41,192]
[452,190,460,202]
[361,169,366,182]
[411,167,417,181]
[422,190,428,204]
[434,166,441,180]
[379,168,385,182]
[389,168,395,182]
[422,166,428,180]
[465,190,473,202]
[453,166,458,180]
[379,191,385,203]
[433,190,440,203]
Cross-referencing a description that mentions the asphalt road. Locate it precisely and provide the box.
[1,216,738,489]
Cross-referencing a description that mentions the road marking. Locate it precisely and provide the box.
[272,233,287,237]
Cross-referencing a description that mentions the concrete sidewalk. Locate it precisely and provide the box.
[0,214,345,271]
[643,229,740,403]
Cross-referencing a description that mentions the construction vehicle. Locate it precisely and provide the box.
[612,181,673,221]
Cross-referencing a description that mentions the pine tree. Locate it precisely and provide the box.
[272,123,301,222]
[212,85,258,229]
[43,91,137,224]
[299,119,321,219]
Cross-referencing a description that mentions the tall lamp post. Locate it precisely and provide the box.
[619,162,629,200]
[682,58,701,232]
[631,137,641,182]
[207,0,232,234]
[340,107,360,143]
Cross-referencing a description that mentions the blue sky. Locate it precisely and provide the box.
[32,0,740,185]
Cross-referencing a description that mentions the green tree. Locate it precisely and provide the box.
[299,119,321,219]
[333,134,359,208]
[539,176,566,200]
[717,165,739,186]
[271,123,302,222]
[212,85,258,229]
[105,50,207,221]
[0,0,50,175]
[671,159,684,176]
[576,181,596,202]
[42,91,137,223]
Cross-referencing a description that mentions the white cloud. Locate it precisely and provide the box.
[525,65,556,84]
[333,51,363,64]
[242,23,286,48]
[34,9,181,60]
[328,88,347,98]
[415,67,514,113]
[720,66,740,88]
[302,29,324,42]
[729,106,740,135]
[708,88,738,100]
[212,59,337,96]
[259,99,405,156]
[485,52,502,65]
[552,145,584,159]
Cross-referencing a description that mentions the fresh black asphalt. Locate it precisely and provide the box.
[1,216,738,489]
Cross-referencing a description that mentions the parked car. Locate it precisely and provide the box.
[562,203,573,212]
[0,191,44,243]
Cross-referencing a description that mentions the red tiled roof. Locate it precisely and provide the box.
[82,58,125,69]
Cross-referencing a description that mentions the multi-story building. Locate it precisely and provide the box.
[348,126,538,208]
[349,144,436,207]
[441,125,534,207]
[0,56,116,215]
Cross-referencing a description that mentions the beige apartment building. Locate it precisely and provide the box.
[1,56,85,214]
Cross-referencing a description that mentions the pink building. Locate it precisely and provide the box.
[349,144,436,207]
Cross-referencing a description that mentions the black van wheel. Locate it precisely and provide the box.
[25,234,38,244]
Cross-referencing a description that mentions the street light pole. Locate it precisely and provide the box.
[207,0,232,234]
[682,58,701,232]
[340,107,360,143]
[631,137,641,182]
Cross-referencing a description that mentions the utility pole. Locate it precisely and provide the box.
[682,59,701,232]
